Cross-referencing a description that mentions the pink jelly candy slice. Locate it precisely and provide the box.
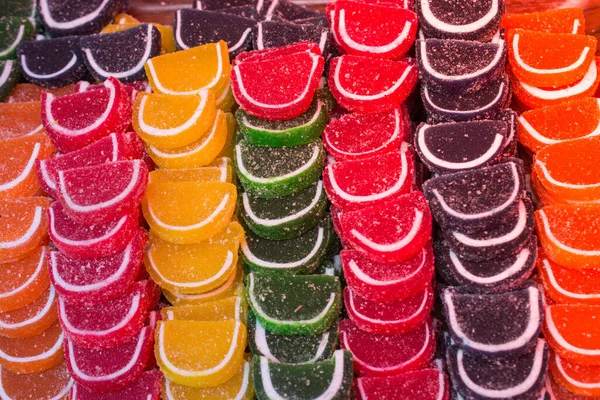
[234,41,320,64]
[356,369,450,400]
[41,77,132,153]
[70,370,162,400]
[74,80,139,104]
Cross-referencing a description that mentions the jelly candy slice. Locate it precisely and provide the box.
[162,296,247,322]
[0,61,19,102]
[146,41,230,99]
[253,20,330,58]
[536,204,600,269]
[70,370,162,400]
[262,0,322,21]
[164,359,253,400]
[448,340,549,400]
[56,160,148,226]
[324,150,414,212]
[0,102,42,140]
[501,8,585,35]
[340,318,435,376]
[49,229,146,305]
[0,285,57,339]
[65,326,154,392]
[36,131,144,198]
[331,0,417,60]
[145,222,243,294]
[0,0,38,21]
[544,304,600,365]
[0,132,54,199]
[38,0,123,36]
[241,217,331,275]
[156,319,246,387]
[329,55,418,113]
[0,362,72,400]
[234,41,319,64]
[508,30,597,88]
[41,77,132,152]
[356,369,450,400]
[0,246,49,313]
[81,24,161,83]
[415,120,507,175]
[58,280,158,349]
[235,139,324,198]
[133,90,217,149]
[142,181,237,244]
[102,21,176,54]
[240,181,327,240]
[48,201,138,260]
[0,321,64,374]
[248,314,338,364]
[0,197,50,263]
[17,36,88,88]
[339,191,432,264]
[546,375,589,400]
[218,5,261,20]
[253,350,353,399]
[149,166,232,184]
[416,38,506,93]
[442,286,542,357]
[246,272,341,335]
[538,253,600,306]
[550,352,600,397]
[416,0,502,41]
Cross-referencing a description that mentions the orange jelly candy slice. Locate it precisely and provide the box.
[7,84,75,103]
[0,133,55,199]
[155,319,247,387]
[550,352,600,397]
[544,304,600,365]
[0,197,50,263]
[133,90,217,149]
[149,166,233,184]
[0,321,63,373]
[216,82,236,113]
[0,362,72,400]
[501,8,585,35]
[142,181,236,244]
[162,296,247,322]
[145,221,244,294]
[508,30,597,88]
[0,102,43,140]
[0,285,57,338]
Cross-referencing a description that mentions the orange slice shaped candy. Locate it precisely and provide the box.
[0,285,57,339]
[0,102,43,140]
[145,109,229,169]
[0,321,64,373]
[155,319,247,387]
[217,112,236,159]
[0,133,54,199]
[145,221,243,294]
[149,166,233,184]
[0,362,72,400]
[501,8,585,35]
[508,30,597,88]
[162,296,247,323]
[216,83,236,113]
[550,352,600,397]
[145,41,231,99]
[531,170,569,207]
[544,304,600,365]
[7,84,75,103]
[133,90,217,149]
[0,197,50,263]
[142,181,236,244]
[538,253,600,306]
[534,136,600,203]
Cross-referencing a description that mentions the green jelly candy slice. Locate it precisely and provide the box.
[316,256,342,277]
[0,60,20,102]
[235,139,324,198]
[236,98,329,147]
[0,0,37,21]
[246,272,342,335]
[240,180,327,240]
[241,216,332,275]
[248,313,338,364]
[253,350,353,400]
[0,17,34,60]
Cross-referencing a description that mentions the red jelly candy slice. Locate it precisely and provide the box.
[341,245,434,303]
[329,54,418,113]
[234,41,320,64]
[324,149,414,212]
[58,280,158,350]
[356,369,450,400]
[36,132,144,198]
[323,107,408,161]
[330,205,350,248]
[70,370,162,400]
[344,285,433,335]
[339,191,432,264]
[65,326,154,392]
[331,0,418,60]
[48,202,139,259]
[41,77,132,153]
[49,229,147,305]
[231,42,324,120]
[339,318,435,376]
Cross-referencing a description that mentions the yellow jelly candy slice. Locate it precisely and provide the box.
[156,319,247,387]
[145,41,231,99]
[149,166,233,184]
[145,221,244,294]
[113,13,141,24]
[216,112,236,160]
[142,181,236,244]
[216,82,236,112]
[162,296,247,322]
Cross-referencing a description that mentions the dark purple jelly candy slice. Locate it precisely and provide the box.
[422,75,510,123]
[193,0,259,11]
[294,15,329,28]
[175,9,255,58]
[263,0,322,21]
[38,0,124,37]
[18,36,88,87]
[218,5,260,20]
[414,120,508,175]
[447,340,549,400]
[81,24,161,83]
[499,109,518,157]
[417,38,506,93]
[442,285,542,357]
[253,20,330,59]
[416,0,504,42]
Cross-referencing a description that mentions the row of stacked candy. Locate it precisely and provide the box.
[324,0,449,398]
[414,1,550,398]
[510,8,600,399]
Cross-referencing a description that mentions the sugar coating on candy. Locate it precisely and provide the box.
[356,369,450,400]
[0,60,20,102]
[0,102,42,140]
[70,370,162,400]
[0,0,37,20]
[501,8,585,35]
[254,20,330,59]
[38,0,123,37]
[161,296,247,322]
[0,197,50,263]
[218,5,261,20]
[550,352,600,397]
[0,247,49,314]
[0,284,57,339]
[538,254,600,306]
[263,0,323,21]
[0,17,35,61]
[0,362,73,400]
